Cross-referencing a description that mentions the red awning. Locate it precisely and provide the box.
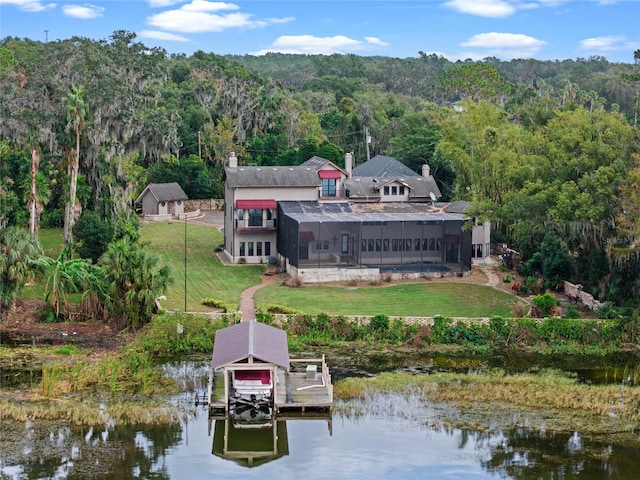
[236,199,276,209]
[318,169,342,179]
[298,231,315,241]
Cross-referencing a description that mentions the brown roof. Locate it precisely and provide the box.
[211,320,290,369]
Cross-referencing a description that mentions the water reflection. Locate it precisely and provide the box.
[2,363,640,479]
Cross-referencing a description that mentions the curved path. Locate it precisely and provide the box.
[238,274,280,320]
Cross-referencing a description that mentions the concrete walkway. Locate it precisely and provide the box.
[238,274,280,320]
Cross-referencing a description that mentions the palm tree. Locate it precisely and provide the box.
[98,238,172,329]
[0,227,43,314]
[65,85,87,246]
[42,246,98,319]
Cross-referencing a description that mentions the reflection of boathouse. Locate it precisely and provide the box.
[206,320,333,415]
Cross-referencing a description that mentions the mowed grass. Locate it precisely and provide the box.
[255,282,521,317]
[139,221,264,312]
[21,223,522,318]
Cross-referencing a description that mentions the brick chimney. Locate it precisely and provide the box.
[228,152,238,168]
[345,152,353,176]
[422,163,430,178]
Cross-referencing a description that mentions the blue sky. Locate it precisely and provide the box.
[0,0,638,62]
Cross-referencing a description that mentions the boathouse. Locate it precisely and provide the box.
[206,320,333,414]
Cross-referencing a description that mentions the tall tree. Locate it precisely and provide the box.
[64,85,86,246]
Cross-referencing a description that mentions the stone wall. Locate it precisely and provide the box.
[185,198,224,212]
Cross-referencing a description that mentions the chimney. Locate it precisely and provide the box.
[422,163,430,178]
[228,152,237,168]
[345,152,353,176]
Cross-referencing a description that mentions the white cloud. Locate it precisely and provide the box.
[443,0,515,18]
[147,0,184,7]
[251,35,389,55]
[460,32,547,59]
[0,0,55,12]
[147,0,292,33]
[443,0,578,18]
[62,3,104,19]
[139,30,190,42]
[580,35,626,51]
[364,37,390,48]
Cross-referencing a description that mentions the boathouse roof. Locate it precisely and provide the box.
[211,320,290,370]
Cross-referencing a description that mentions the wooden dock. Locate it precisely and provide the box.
[205,356,333,415]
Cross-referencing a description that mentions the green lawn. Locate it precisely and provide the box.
[139,221,265,312]
[255,282,521,317]
[21,223,522,318]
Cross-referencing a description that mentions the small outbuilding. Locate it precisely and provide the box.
[210,320,290,411]
[134,182,188,220]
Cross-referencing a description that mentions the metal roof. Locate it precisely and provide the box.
[279,201,467,223]
[211,320,290,369]
[225,165,321,188]
[135,182,188,203]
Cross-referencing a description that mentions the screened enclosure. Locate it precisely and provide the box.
[277,202,472,276]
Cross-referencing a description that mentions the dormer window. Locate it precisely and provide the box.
[318,169,341,197]
[322,178,336,196]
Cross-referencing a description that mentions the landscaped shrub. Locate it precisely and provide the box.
[532,292,557,317]
[370,314,390,332]
[563,305,580,319]
[202,298,238,313]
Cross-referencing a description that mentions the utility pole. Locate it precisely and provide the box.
[45,30,49,42]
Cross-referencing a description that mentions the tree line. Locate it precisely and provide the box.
[1,31,640,321]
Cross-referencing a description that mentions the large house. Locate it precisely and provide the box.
[223,153,490,282]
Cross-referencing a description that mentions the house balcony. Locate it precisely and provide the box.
[235,219,277,234]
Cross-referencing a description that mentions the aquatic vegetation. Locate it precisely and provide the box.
[334,370,640,432]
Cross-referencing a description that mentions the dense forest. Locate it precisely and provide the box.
[1,30,640,313]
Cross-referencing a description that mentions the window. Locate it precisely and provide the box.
[361,239,367,251]
[161,201,166,207]
[237,209,244,220]
[248,209,262,227]
[414,239,421,251]
[376,239,382,252]
[429,238,436,251]
[436,239,442,251]
[239,242,245,256]
[399,186,405,195]
[323,240,330,250]
[368,239,374,252]
[384,186,390,195]
[392,239,399,251]
[265,241,271,256]
[391,186,398,195]
[405,239,412,251]
[177,200,182,205]
[266,209,273,220]
[422,238,429,251]
[322,178,336,196]
[248,242,254,256]
[257,242,263,256]
[316,241,322,250]
[341,234,349,254]
[383,239,389,251]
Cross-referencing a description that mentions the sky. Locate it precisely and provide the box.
[0,0,639,63]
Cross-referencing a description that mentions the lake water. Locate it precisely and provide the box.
[1,359,640,479]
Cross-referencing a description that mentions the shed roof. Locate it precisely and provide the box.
[211,320,290,369]
[135,182,188,203]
